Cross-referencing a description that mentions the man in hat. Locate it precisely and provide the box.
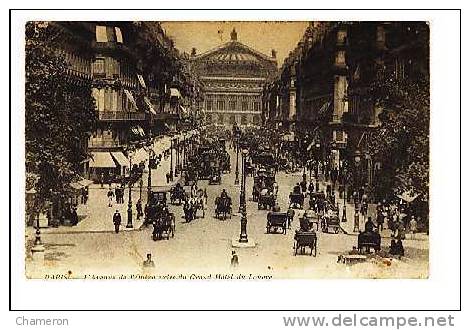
[143,253,155,267]
[113,210,122,233]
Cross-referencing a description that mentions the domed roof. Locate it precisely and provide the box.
[192,37,277,66]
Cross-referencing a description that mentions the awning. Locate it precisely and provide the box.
[398,191,419,203]
[70,182,83,190]
[124,89,138,109]
[170,88,181,98]
[318,100,332,116]
[132,148,148,164]
[131,125,145,137]
[89,152,116,168]
[79,178,94,187]
[111,152,129,167]
[137,74,146,89]
[144,97,157,115]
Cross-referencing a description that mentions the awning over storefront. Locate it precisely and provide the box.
[124,89,138,109]
[132,148,148,164]
[89,152,116,168]
[70,177,93,190]
[398,191,419,203]
[111,152,129,167]
[131,125,145,137]
[144,96,157,115]
[170,88,181,98]
[137,74,146,89]
[318,100,332,116]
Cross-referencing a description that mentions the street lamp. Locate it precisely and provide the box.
[234,136,240,185]
[175,139,180,177]
[239,148,249,243]
[353,150,361,210]
[170,138,174,180]
[147,147,155,205]
[126,150,135,228]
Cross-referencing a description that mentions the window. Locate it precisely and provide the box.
[92,58,105,76]
[217,100,225,111]
[242,101,248,111]
[115,27,123,43]
[335,51,346,66]
[92,88,105,111]
[206,100,213,111]
[253,102,260,112]
[96,26,108,42]
[229,100,236,111]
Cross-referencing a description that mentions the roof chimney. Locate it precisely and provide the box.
[230,28,237,41]
[191,47,197,56]
[271,49,277,58]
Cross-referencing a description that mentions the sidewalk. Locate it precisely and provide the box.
[43,149,182,234]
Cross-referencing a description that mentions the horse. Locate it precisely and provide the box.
[215,196,232,220]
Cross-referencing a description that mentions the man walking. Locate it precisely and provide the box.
[113,210,122,233]
[107,185,115,207]
[136,199,143,220]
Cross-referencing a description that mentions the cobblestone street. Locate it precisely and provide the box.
[26,146,429,279]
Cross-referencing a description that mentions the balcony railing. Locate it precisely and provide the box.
[97,111,146,121]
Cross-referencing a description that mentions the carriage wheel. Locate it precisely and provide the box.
[313,240,317,257]
[293,242,297,256]
[334,227,339,234]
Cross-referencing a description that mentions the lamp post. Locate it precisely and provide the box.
[139,178,143,200]
[239,148,249,243]
[234,136,240,185]
[353,150,361,210]
[170,138,174,180]
[126,150,134,228]
[175,139,180,177]
[342,167,347,222]
[147,147,154,205]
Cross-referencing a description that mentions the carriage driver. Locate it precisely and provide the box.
[220,189,229,200]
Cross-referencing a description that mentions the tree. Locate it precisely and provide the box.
[368,70,429,202]
[25,22,97,211]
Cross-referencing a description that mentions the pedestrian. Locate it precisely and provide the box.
[308,180,315,194]
[70,206,79,226]
[286,206,295,229]
[409,216,418,239]
[376,209,384,232]
[230,250,239,268]
[100,173,104,188]
[107,186,115,207]
[143,253,155,267]
[113,210,121,233]
[136,199,143,220]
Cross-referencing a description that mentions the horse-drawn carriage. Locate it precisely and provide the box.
[302,209,321,231]
[152,213,176,240]
[321,214,341,234]
[293,230,317,256]
[266,211,288,234]
[208,164,222,185]
[309,191,326,213]
[289,192,304,209]
[220,152,231,173]
[214,196,232,220]
[182,189,205,222]
[258,190,276,210]
[169,183,185,205]
[252,169,277,203]
[358,231,381,253]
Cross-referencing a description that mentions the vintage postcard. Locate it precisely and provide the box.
[24,21,429,280]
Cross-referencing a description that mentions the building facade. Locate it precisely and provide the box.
[191,29,277,126]
[264,22,429,192]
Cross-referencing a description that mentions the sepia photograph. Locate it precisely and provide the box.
[23,20,430,280]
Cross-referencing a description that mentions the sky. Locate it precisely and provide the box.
[161,21,309,67]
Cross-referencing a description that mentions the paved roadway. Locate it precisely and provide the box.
[26,144,429,279]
